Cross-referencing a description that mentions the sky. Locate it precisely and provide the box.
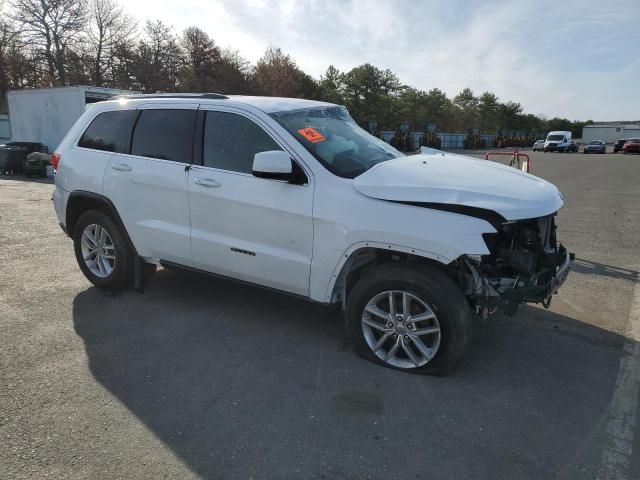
[127,0,640,121]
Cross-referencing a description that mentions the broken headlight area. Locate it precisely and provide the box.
[451,214,573,317]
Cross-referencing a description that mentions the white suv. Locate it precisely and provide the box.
[52,94,572,375]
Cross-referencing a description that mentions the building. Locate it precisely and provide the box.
[582,124,640,144]
[7,86,136,151]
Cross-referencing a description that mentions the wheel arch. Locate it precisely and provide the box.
[325,242,453,308]
[66,191,138,255]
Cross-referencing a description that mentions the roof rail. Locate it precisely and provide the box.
[109,93,228,100]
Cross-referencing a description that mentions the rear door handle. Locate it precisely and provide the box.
[193,177,221,188]
[112,163,132,172]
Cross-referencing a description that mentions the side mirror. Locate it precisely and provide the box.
[252,150,293,181]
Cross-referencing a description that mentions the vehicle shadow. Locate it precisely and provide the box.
[572,257,639,284]
[73,269,638,480]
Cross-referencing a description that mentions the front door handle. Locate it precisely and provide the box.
[112,163,132,172]
[193,177,221,188]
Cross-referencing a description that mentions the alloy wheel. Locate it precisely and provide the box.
[80,223,115,278]
[361,290,441,369]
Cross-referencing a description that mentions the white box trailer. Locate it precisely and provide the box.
[621,127,640,139]
[7,86,136,151]
[581,124,640,144]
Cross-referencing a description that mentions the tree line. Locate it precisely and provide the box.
[0,0,592,137]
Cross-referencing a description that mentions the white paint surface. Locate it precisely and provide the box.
[354,153,564,221]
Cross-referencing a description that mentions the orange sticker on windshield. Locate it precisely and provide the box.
[297,127,325,143]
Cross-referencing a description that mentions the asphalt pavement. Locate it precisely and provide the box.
[1,150,639,479]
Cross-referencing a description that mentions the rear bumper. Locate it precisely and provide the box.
[52,185,68,231]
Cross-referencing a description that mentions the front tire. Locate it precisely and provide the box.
[345,263,472,376]
[73,210,134,290]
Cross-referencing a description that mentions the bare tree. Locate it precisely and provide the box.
[0,2,13,110]
[254,46,303,97]
[0,1,32,110]
[10,0,87,85]
[86,0,136,86]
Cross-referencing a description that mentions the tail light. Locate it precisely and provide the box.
[51,153,61,170]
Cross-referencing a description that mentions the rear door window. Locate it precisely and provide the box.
[131,109,196,163]
[78,110,139,153]
[203,111,282,173]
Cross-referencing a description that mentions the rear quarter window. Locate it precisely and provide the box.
[77,110,139,153]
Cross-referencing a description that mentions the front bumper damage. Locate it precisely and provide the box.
[495,246,572,310]
[451,214,573,317]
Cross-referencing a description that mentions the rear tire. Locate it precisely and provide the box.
[73,210,134,290]
[345,263,472,376]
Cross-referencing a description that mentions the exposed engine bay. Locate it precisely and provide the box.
[451,214,573,317]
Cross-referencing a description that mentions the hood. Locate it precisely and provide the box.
[353,152,564,221]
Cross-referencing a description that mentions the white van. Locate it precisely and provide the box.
[544,131,576,153]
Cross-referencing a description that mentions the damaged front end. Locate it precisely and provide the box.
[452,214,573,317]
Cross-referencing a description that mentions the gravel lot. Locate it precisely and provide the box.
[1,151,639,479]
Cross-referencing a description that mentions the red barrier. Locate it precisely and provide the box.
[484,147,531,173]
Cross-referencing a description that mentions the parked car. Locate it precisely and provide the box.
[567,140,579,152]
[623,138,640,154]
[52,94,572,375]
[614,139,628,153]
[532,140,545,151]
[583,140,607,154]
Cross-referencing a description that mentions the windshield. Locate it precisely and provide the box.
[629,138,640,143]
[547,134,565,141]
[270,106,403,178]
[588,141,603,145]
